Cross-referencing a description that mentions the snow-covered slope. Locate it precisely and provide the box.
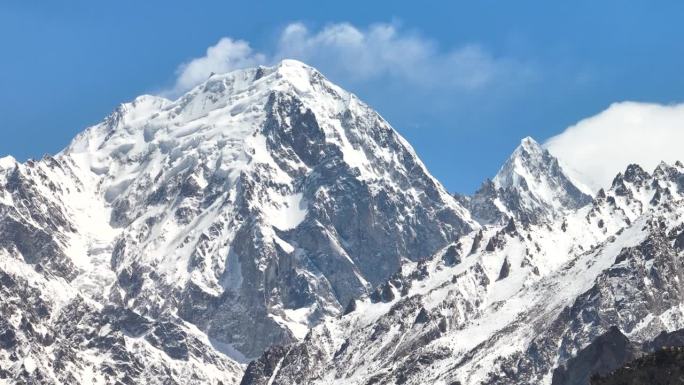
[0,155,246,385]
[0,60,475,384]
[242,161,684,385]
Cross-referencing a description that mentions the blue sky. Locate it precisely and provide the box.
[2,1,684,193]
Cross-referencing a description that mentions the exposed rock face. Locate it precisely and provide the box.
[591,347,684,385]
[0,60,474,383]
[552,326,684,385]
[552,327,638,385]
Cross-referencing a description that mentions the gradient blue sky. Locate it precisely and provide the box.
[2,1,684,192]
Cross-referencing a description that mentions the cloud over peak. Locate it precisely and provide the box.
[170,38,265,95]
[165,22,531,96]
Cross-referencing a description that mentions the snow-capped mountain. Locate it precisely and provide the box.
[457,137,592,225]
[2,59,684,385]
[241,157,684,384]
[0,60,474,384]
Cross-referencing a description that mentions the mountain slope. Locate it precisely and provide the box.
[242,161,684,385]
[0,60,474,384]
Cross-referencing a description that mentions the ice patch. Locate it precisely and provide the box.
[270,307,313,340]
[264,193,307,230]
[273,234,295,254]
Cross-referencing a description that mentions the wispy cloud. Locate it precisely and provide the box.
[169,38,265,95]
[274,22,504,90]
[545,101,684,191]
[164,22,532,96]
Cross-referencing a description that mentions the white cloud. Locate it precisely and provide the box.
[169,37,266,95]
[545,101,684,192]
[166,22,527,95]
[275,22,503,89]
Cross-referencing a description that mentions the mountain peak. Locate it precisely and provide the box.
[63,60,350,160]
[194,59,326,97]
[518,136,543,153]
[275,58,316,71]
[493,136,547,190]
[44,59,474,362]
[468,136,592,224]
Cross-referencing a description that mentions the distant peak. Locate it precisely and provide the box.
[259,59,319,78]
[186,59,320,93]
[494,136,548,189]
[623,163,650,182]
[276,58,314,70]
[520,136,539,147]
[183,59,331,103]
[653,160,684,174]
[516,136,543,155]
[272,59,324,85]
[485,135,592,222]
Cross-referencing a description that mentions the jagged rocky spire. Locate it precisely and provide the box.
[463,136,592,225]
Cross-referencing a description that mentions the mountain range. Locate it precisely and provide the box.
[1,60,683,385]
